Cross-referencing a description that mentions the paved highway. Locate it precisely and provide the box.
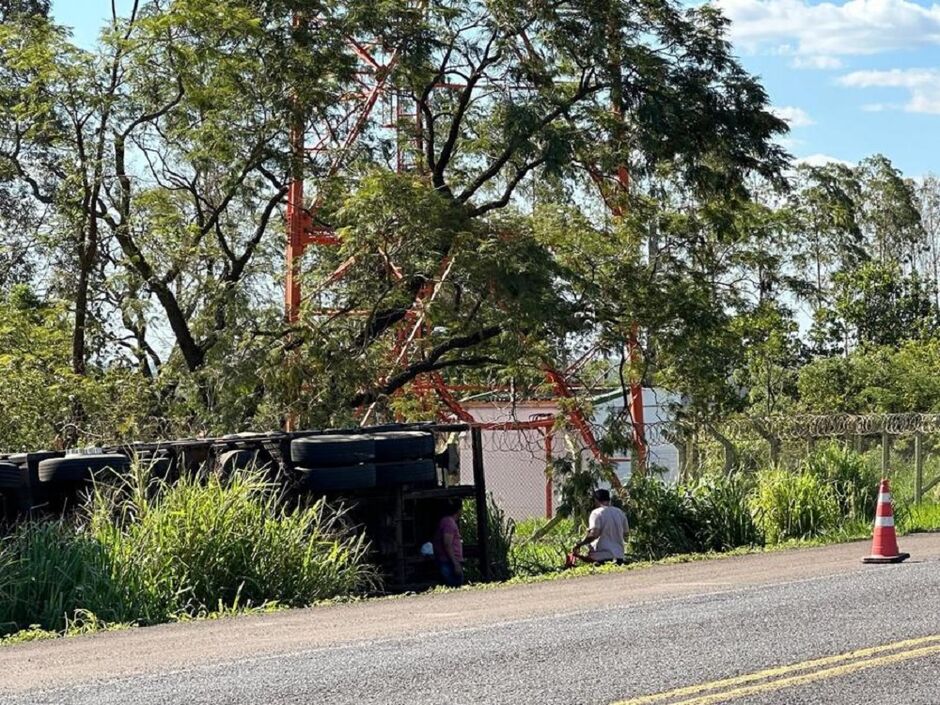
[2,534,939,704]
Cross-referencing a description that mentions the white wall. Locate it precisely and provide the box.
[593,388,680,484]
[457,390,680,521]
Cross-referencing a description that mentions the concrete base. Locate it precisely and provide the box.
[862,552,910,564]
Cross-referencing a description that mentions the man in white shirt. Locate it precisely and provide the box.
[571,489,629,564]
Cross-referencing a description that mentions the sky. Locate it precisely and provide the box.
[51,0,940,177]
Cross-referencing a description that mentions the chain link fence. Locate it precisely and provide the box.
[459,427,558,521]
[459,412,940,522]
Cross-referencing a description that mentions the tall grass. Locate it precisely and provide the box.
[460,495,515,582]
[685,471,762,551]
[750,469,840,543]
[801,443,880,520]
[0,468,374,637]
[510,517,580,576]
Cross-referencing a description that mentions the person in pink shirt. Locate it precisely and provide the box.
[433,500,464,587]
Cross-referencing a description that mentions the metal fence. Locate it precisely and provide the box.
[459,427,557,522]
[460,412,940,522]
[666,413,940,504]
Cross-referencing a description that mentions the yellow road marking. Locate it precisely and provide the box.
[613,634,940,705]
[664,644,940,705]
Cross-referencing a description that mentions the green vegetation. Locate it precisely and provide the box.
[511,444,937,577]
[2,0,940,643]
[0,469,373,638]
[750,469,839,543]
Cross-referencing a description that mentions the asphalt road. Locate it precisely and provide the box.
[2,534,939,705]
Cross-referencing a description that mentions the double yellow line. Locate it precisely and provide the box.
[613,634,940,705]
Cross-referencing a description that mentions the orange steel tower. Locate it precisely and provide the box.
[283,17,646,475]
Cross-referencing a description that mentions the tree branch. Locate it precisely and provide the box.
[349,325,503,406]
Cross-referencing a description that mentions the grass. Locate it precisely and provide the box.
[4,448,940,646]
[0,466,374,641]
[902,502,940,533]
[5,505,938,645]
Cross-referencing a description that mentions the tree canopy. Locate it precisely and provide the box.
[0,0,935,448]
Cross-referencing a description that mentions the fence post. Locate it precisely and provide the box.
[769,436,780,466]
[544,429,553,519]
[471,427,490,582]
[915,431,924,504]
[881,431,891,477]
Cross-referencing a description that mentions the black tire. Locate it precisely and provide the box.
[291,435,375,466]
[216,449,271,476]
[375,459,437,487]
[0,462,22,490]
[298,464,376,492]
[38,454,131,483]
[372,431,435,463]
[8,451,62,467]
[140,455,174,481]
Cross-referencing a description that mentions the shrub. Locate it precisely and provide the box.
[624,472,703,560]
[751,469,840,543]
[801,444,879,520]
[684,471,762,551]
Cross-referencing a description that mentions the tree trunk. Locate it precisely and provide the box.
[72,256,89,375]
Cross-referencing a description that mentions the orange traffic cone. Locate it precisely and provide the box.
[862,479,910,564]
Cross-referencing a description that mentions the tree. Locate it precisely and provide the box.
[281,0,789,422]
[832,261,938,349]
[0,0,48,21]
[0,0,791,436]
[915,174,940,307]
[0,1,356,382]
[788,163,863,312]
[856,154,924,267]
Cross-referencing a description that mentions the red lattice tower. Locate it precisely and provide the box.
[284,20,646,478]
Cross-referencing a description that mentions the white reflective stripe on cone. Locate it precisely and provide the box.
[878,493,892,504]
[875,515,895,528]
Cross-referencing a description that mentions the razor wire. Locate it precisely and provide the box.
[711,413,940,441]
[590,413,940,448]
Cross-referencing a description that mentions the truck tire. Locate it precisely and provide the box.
[142,455,174,481]
[372,431,435,463]
[38,454,131,483]
[0,462,22,490]
[291,435,375,467]
[375,459,437,487]
[298,464,377,492]
[8,451,63,468]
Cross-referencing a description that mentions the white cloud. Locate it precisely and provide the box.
[796,153,855,167]
[716,0,940,65]
[840,68,940,113]
[861,102,901,112]
[771,106,815,127]
[791,55,844,70]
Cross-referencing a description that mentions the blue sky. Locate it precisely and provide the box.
[51,0,940,177]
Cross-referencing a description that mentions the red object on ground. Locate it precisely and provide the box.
[863,479,910,564]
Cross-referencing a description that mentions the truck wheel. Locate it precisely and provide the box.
[38,454,131,483]
[291,435,375,466]
[375,459,437,487]
[372,431,435,463]
[297,464,377,492]
[0,462,22,490]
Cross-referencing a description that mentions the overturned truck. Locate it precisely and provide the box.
[0,423,491,591]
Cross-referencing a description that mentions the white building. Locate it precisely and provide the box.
[458,388,680,521]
